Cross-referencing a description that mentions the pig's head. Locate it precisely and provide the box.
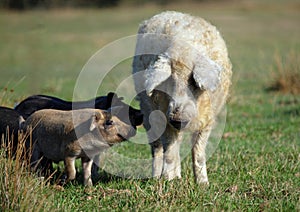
[89,109,136,145]
[144,52,222,130]
[106,92,144,128]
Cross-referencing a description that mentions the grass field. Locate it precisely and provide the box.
[0,0,300,211]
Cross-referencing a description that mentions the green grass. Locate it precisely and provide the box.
[0,1,300,211]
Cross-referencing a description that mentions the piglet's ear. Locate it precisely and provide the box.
[144,54,171,96]
[193,54,222,92]
[89,110,106,131]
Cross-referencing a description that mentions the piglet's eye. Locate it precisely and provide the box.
[105,120,113,126]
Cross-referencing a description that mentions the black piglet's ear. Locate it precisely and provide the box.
[107,92,124,109]
[106,92,115,108]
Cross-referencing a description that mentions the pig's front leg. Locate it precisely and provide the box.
[81,157,93,186]
[65,156,76,182]
[161,127,182,180]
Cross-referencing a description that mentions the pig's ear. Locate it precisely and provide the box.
[144,54,171,96]
[89,111,105,131]
[193,54,222,92]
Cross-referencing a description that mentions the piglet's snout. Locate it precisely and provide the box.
[104,119,114,130]
[109,116,137,140]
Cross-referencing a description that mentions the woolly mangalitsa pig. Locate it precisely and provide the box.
[133,11,232,184]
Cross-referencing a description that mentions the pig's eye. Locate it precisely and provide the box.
[188,75,198,89]
[105,120,114,126]
[188,75,202,97]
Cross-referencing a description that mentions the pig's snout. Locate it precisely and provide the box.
[169,119,189,130]
[168,101,197,130]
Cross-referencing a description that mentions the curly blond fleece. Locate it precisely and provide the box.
[133,11,232,184]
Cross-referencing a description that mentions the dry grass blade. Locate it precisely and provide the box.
[0,130,53,211]
[267,51,300,95]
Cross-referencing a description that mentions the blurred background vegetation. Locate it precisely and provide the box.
[1,0,233,10]
[0,0,299,103]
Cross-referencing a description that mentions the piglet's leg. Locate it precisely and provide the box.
[82,157,93,186]
[65,156,76,182]
[30,144,42,171]
[91,154,100,179]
